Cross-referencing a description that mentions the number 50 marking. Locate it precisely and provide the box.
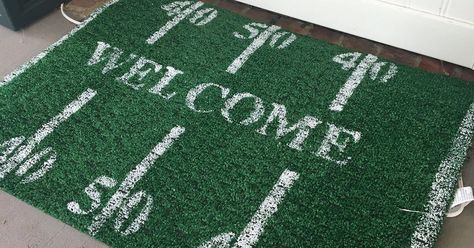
[226,22,297,74]
[67,126,185,236]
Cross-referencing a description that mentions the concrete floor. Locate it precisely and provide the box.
[0,8,473,248]
[0,10,107,248]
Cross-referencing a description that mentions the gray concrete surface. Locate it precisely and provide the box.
[0,9,73,77]
[0,191,107,248]
[0,7,473,248]
[437,150,474,248]
[0,10,108,248]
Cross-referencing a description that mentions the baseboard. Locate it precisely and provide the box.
[236,0,474,70]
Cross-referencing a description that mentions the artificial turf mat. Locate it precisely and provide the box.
[1,0,474,247]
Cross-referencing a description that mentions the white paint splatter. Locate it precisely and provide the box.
[411,103,474,248]
[315,124,361,165]
[88,126,185,236]
[146,1,204,45]
[232,169,299,248]
[148,66,184,100]
[0,88,97,180]
[400,208,427,215]
[226,24,281,74]
[117,57,162,90]
[186,83,230,113]
[329,54,378,112]
[256,103,321,151]
[0,0,121,87]
[221,93,265,126]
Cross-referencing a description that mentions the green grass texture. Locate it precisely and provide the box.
[1,0,474,247]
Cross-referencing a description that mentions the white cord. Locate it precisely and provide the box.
[60,3,83,25]
[447,176,474,218]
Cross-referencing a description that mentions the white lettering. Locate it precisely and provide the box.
[148,66,184,100]
[315,124,362,165]
[256,103,321,150]
[221,93,265,125]
[87,41,137,74]
[186,83,230,113]
[117,57,162,90]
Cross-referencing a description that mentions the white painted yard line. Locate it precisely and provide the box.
[114,190,154,236]
[410,102,474,248]
[198,232,236,248]
[88,126,185,236]
[0,0,121,87]
[0,88,97,179]
[329,54,378,112]
[226,25,281,74]
[146,1,204,45]
[232,169,299,248]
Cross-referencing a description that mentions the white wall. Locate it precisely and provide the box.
[383,0,474,24]
[236,0,474,69]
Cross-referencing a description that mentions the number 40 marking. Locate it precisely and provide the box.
[146,1,218,45]
[329,52,398,112]
[0,88,96,184]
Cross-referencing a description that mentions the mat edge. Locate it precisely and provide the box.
[0,0,471,247]
[0,0,122,88]
[410,102,474,248]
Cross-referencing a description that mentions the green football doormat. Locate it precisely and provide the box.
[1,0,474,247]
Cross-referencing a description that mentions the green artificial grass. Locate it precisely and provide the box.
[1,0,474,247]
